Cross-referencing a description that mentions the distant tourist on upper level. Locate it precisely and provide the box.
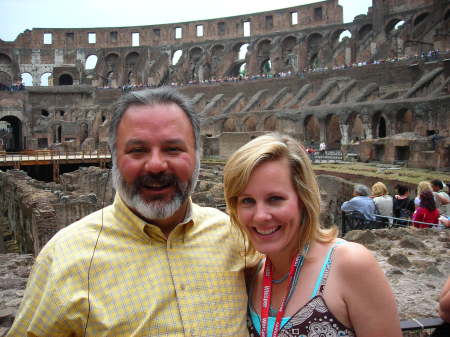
[341,184,376,221]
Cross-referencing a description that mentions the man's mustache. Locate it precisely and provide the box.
[135,173,178,188]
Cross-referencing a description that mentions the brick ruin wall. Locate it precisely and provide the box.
[0,0,449,169]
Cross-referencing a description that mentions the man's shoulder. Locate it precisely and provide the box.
[191,203,228,220]
[43,206,111,250]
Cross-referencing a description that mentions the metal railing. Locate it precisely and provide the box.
[401,318,448,336]
[0,149,111,164]
[341,212,445,235]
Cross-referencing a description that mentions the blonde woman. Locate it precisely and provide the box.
[371,182,393,223]
[223,133,401,337]
[414,181,433,208]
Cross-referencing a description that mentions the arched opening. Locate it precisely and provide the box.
[325,114,341,149]
[105,53,119,70]
[378,117,386,138]
[281,36,297,70]
[0,71,12,86]
[21,73,33,86]
[310,53,319,69]
[80,123,89,144]
[0,53,12,64]
[85,55,98,70]
[54,124,62,143]
[263,116,277,131]
[58,74,73,85]
[257,39,271,58]
[172,50,183,65]
[348,114,364,142]
[244,116,257,131]
[338,30,352,42]
[40,72,52,86]
[414,12,429,26]
[125,52,139,66]
[223,118,236,132]
[189,47,203,63]
[396,108,413,133]
[385,19,405,36]
[373,113,388,138]
[238,43,249,60]
[104,71,114,87]
[307,33,322,51]
[0,116,22,152]
[304,115,320,144]
[358,24,373,40]
[239,63,247,77]
[210,45,225,76]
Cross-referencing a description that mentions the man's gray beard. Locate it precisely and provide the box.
[111,156,200,221]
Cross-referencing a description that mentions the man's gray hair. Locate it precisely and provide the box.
[108,86,200,161]
[354,184,370,196]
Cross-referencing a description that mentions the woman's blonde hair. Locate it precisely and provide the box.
[371,182,388,197]
[223,133,337,255]
[417,181,432,195]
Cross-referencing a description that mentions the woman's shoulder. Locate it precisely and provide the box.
[333,240,378,273]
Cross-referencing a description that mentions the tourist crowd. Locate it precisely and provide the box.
[0,81,25,92]
[341,179,450,228]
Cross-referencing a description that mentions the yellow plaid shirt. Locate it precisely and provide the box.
[8,195,256,337]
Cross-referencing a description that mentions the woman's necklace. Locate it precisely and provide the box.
[266,244,310,319]
[272,272,289,284]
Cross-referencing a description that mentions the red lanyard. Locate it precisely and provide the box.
[260,254,301,337]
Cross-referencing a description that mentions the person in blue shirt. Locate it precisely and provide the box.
[341,184,377,220]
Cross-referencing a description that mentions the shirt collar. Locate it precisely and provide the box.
[113,193,193,239]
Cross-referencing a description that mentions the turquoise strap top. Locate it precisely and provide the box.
[249,241,345,336]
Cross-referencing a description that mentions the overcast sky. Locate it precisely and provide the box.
[0,0,372,41]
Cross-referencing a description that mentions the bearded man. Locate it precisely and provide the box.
[8,87,256,337]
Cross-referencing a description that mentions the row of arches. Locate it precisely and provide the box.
[217,107,418,149]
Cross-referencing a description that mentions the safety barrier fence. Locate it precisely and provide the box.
[0,150,111,165]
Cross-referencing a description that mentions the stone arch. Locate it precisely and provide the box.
[257,39,271,58]
[125,52,139,66]
[281,36,297,70]
[358,24,372,40]
[307,33,323,51]
[325,114,341,149]
[385,18,405,36]
[85,54,98,70]
[0,71,12,86]
[210,45,225,77]
[172,49,183,65]
[105,53,120,70]
[189,47,203,62]
[0,53,12,64]
[330,29,351,48]
[395,108,413,133]
[304,115,320,143]
[232,42,248,60]
[244,116,257,131]
[223,118,237,132]
[372,111,390,138]
[21,73,33,86]
[53,124,62,143]
[80,122,89,144]
[263,115,277,131]
[40,72,52,86]
[346,112,364,142]
[58,74,73,85]
[0,115,23,151]
[413,11,430,26]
